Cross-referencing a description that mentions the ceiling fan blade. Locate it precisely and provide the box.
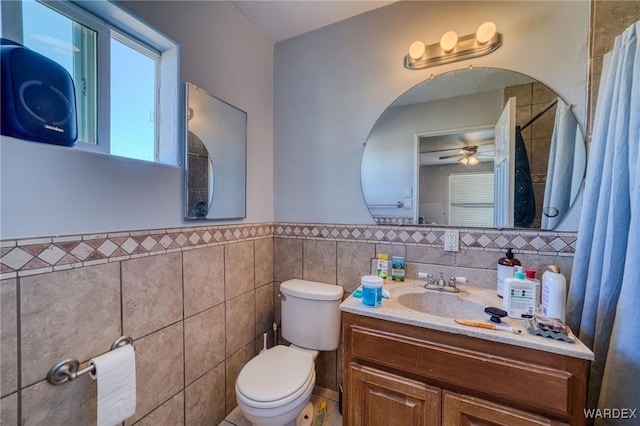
[439,153,463,160]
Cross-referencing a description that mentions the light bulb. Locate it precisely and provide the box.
[408,40,426,61]
[459,157,469,165]
[476,21,497,45]
[440,31,458,53]
[467,156,480,165]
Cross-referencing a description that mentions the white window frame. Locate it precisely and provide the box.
[0,0,180,165]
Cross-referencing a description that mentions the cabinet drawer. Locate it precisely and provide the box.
[350,326,574,418]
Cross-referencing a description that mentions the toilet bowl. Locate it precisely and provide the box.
[235,279,343,425]
[235,345,316,426]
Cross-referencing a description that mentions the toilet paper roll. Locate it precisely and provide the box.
[90,344,136,426]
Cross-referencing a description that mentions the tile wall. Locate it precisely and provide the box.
[1,222,576,425]
[1,224,275,425]
[1,3,635,424]
[272,223,577,393]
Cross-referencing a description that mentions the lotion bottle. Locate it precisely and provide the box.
[502,267,536,318]
[541,265,566,322]
[497,248,521,297]
[525,268,541,309]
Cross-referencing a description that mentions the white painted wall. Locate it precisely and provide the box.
[362,90,503,219]
[0,1,274,239]
[273,0,589,226]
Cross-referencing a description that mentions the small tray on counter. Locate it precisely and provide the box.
[525,317,575,343]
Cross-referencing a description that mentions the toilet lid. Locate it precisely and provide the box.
[236,345,314,403]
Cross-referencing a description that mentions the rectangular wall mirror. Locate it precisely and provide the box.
[184,83,247,220]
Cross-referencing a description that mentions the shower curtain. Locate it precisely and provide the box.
[566,20,640,423]
[541,98,586,229]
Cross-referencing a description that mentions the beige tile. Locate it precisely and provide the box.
[254,332,275,355]
[504,83,532,106]
[226,291,255,357]
[531,103,556,140]
[315,350,337,391]
[20,263,121,387]
[532,82,556,104]
[255,282,274,337]
[336,242,375,293]
[185,304,225,385]
[122,252,183,339]
[456,249,504,270]
[405,245,456,267]
[274,238,302,282]
[225,343,254,414]
[223,406,251,426]
[310,394,343,426]
[134,392,184,426]
[592,0,640,57]
[255,238,274,287]
[531,137,552,175]
[303,240,336,284]
[1,393,18,426]
[408,262,496,290]
[225,241,255,300]
[375,243,406,259]
[184,246,225,317]
[274,282,283,326]
[21,377,96,426]
[185,363,226,426]
[1,279,17,396]
[126,322,184,425]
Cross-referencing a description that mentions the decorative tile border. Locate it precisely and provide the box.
[273,223,577,256]
[1,221,577,279]
[0,223,274,279]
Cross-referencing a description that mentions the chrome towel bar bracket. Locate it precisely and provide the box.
[46,336,134,385]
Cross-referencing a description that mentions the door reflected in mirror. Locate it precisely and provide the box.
[361,68,585,230]
[185,83,246,220]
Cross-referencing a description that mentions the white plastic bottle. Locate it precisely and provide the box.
[502,266,536,318]
[525,268,541,310]
[541,265,567,322]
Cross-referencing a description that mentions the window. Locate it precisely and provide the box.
[1,0,178,165]
[449,172,494,227]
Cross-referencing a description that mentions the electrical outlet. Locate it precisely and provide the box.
[404,198,412,208]
[444,229,459,252]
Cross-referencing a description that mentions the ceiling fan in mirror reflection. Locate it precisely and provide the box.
[0,38,77,146]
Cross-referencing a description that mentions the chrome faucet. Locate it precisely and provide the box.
[417,272,461,293]
[437,273,446,290]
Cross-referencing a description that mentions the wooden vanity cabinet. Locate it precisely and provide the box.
[342,312,588,426]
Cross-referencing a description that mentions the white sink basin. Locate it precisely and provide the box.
[395,290,486,318]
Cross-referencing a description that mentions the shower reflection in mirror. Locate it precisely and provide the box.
[361,68,585,230]
[184,83,247,220]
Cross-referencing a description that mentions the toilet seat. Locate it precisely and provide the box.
[236,345,315,409]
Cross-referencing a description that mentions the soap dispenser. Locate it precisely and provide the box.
[496,248,521,297]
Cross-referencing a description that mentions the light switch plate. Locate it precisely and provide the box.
[404,187,412,197]
[404,198,412,208]
[444,229,459,252]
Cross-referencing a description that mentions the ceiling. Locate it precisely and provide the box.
[231,0,397,43]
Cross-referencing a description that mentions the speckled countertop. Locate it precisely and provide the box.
[340,281,594,361]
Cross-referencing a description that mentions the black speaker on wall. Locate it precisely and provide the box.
[1,38,78,146]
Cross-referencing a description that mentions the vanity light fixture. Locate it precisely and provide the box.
[405,21,501,70]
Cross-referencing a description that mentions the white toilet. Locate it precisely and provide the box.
[235,279,344,426]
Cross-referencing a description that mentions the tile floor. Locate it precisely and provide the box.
[219,387,342,426]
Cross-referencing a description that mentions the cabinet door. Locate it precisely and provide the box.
[443,391,568,426]
[348,363,441,426]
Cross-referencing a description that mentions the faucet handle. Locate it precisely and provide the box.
[448,276,457,288]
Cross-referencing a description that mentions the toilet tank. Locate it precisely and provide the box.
[280,279,344,351]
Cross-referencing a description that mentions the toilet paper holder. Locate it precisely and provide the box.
[46,336,134,385]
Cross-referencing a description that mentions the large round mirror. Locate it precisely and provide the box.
[361,68,586,230]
